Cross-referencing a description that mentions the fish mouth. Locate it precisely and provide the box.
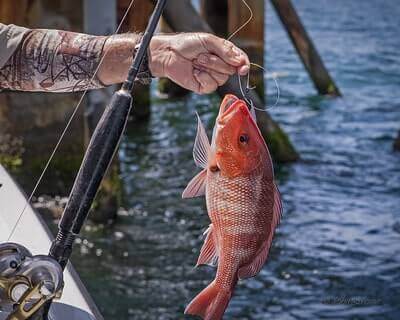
[218,94,239,117]
[218,95,249,125]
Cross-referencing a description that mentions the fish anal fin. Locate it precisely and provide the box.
[238,183,282,279]
[182,169,207,199]
[196,224,219,267]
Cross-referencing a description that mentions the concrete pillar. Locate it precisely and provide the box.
[227,0,265,100]
[0,2,84,195]
[0,0,123,222]
[83,0,121,222]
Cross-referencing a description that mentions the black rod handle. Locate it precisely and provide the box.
[50,89,132,268]
[49,0,168,270]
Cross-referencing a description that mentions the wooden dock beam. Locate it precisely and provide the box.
[271,0,341,96]
[161,0,298,162]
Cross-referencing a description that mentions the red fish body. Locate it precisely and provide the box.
[183,95,282,320]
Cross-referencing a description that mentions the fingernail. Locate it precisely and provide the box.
[193,68,201,76]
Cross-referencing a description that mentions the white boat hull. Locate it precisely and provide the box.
[0,165,103,320]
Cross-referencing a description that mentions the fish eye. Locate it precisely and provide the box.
[239,134,249,144]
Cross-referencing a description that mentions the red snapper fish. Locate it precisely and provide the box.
[182,94,282,320]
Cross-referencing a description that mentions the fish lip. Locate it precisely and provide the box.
[219,95,239,117]
[218,100,249,125]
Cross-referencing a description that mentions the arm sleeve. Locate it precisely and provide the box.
[0,23,28,69]
[0,25,109,92]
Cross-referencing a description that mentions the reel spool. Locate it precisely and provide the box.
[0,243,63,320]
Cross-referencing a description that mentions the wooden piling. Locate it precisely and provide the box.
[118,0,153,119]
[160,0,299,162]
[0,0,29,25]
[228,0,265,100]
[200,0,228,37]
[271,0,340,96]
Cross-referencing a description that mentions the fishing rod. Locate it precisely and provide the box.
[43,0,166,317]
[0,2,167,319]
[49,0,167,270]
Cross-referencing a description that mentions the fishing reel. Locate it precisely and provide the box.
[0,243,63,320]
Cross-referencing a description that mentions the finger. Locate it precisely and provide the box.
[235,47,250,76]
[193,69,218,95]
[194,53,236,75]
[208,70,229,86]
[200,34,250,71]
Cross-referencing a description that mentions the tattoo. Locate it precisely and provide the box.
[0,30,108,92]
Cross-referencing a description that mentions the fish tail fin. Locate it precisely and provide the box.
[184,280,231,320]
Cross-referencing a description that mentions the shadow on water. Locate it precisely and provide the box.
[66,0,400,319]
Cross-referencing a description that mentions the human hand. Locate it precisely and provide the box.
[149,33,250,94]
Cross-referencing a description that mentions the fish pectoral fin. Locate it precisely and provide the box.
[193,112,211,169]
[182,169,207,198]
[196,224,219,268]
[238,183,282,280]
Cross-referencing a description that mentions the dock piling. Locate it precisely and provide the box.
[271,0,341,96]
[118,0,154,119]
[228,0,265,100]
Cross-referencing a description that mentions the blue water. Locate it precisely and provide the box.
[72,1,400,319]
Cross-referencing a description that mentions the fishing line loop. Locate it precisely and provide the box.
[7,0,137,241]
[227,0,281,112]
[237,63,281,112]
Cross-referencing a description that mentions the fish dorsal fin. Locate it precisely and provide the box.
[193,112,211,169]
[196,224,219,268]
[182,169,207,198]
[237,183,282,279]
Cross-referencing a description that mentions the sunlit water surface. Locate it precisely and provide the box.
[71,1,400,319]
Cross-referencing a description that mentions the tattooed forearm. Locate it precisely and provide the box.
[0,30,140,92]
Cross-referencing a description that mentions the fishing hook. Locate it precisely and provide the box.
[227,0,281,112]
[237,63,281,112]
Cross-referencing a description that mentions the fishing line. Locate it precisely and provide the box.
[227,0,253,41]
[7,0,137,241]
[228,0,281,112]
